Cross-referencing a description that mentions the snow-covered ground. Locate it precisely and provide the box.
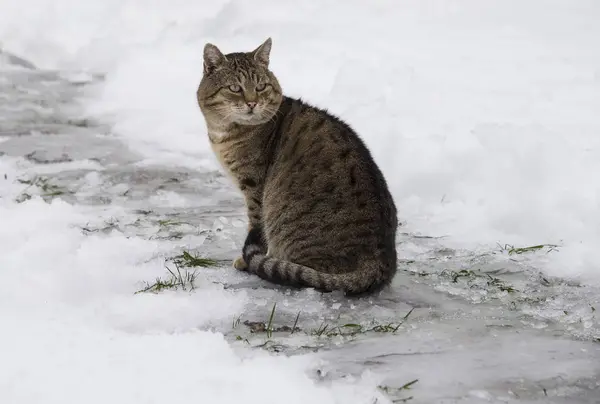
[1,1,599,403]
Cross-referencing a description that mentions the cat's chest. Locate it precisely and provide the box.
[210,134,261,186]
[211,140,238,180]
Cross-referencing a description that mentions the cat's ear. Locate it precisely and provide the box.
[203,43,226,74]
[251,37,272,67]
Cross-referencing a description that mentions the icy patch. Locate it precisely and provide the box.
[149,189,191,208]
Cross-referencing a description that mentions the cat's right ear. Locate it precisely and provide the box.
[203,43,226,74]
[251,37,272,67]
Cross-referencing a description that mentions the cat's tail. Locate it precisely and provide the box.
[242,235,390,295]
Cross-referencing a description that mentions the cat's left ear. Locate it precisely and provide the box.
[251,37,272,67]
[204,43,226,74]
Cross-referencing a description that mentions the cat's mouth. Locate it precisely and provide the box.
[232,106,268,123]
[235,112,265,125]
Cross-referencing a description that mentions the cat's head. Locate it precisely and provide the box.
[197,38,282,126]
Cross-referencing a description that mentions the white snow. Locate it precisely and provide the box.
[0,157,387,403]
[1,0,600,402]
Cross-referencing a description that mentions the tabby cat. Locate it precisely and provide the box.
[196,38,398,295]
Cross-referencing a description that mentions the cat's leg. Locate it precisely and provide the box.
[234,184,267,270]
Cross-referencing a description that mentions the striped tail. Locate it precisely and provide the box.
[242,230,389,295]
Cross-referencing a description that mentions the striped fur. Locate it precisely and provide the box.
[196,38,398,295]
[241,228,389,295]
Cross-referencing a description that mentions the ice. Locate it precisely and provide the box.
[2,0,600,403]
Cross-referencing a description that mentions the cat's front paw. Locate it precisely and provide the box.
[233,256,248,270]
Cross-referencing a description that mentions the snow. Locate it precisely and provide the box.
[1,0,600,402]
[0,157,387,403]
[1,310,381,404]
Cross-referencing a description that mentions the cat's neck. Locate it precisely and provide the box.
[206,121,265,144]
[206,111,285,144]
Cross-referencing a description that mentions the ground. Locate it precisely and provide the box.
[1,1,599,403]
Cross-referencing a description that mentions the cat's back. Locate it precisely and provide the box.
[271,97,395,207]
[263,97,397,265]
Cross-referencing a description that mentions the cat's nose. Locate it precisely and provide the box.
[246,101,257,110]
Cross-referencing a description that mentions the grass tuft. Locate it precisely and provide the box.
[378,379,419,403]
[266,303,277,339]
[440,269,517,294]
[311,308,414,338]
[498,243,559,255]
[486,275,515,293]
[135,263,198,294]
[242,307,302,336]
[232,314,242,329]
[157,219,182,227]
[15,176,67,203]
[173,251,217,268]
[313,322,330,337]
[291,311,301,335]
[235,335,250,344]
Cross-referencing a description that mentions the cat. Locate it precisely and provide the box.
[196,38,398,295]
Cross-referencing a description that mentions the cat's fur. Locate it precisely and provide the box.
[196,38,398,295]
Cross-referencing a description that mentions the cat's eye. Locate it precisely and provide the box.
[229,84,242,93]
[256,83,267,92]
